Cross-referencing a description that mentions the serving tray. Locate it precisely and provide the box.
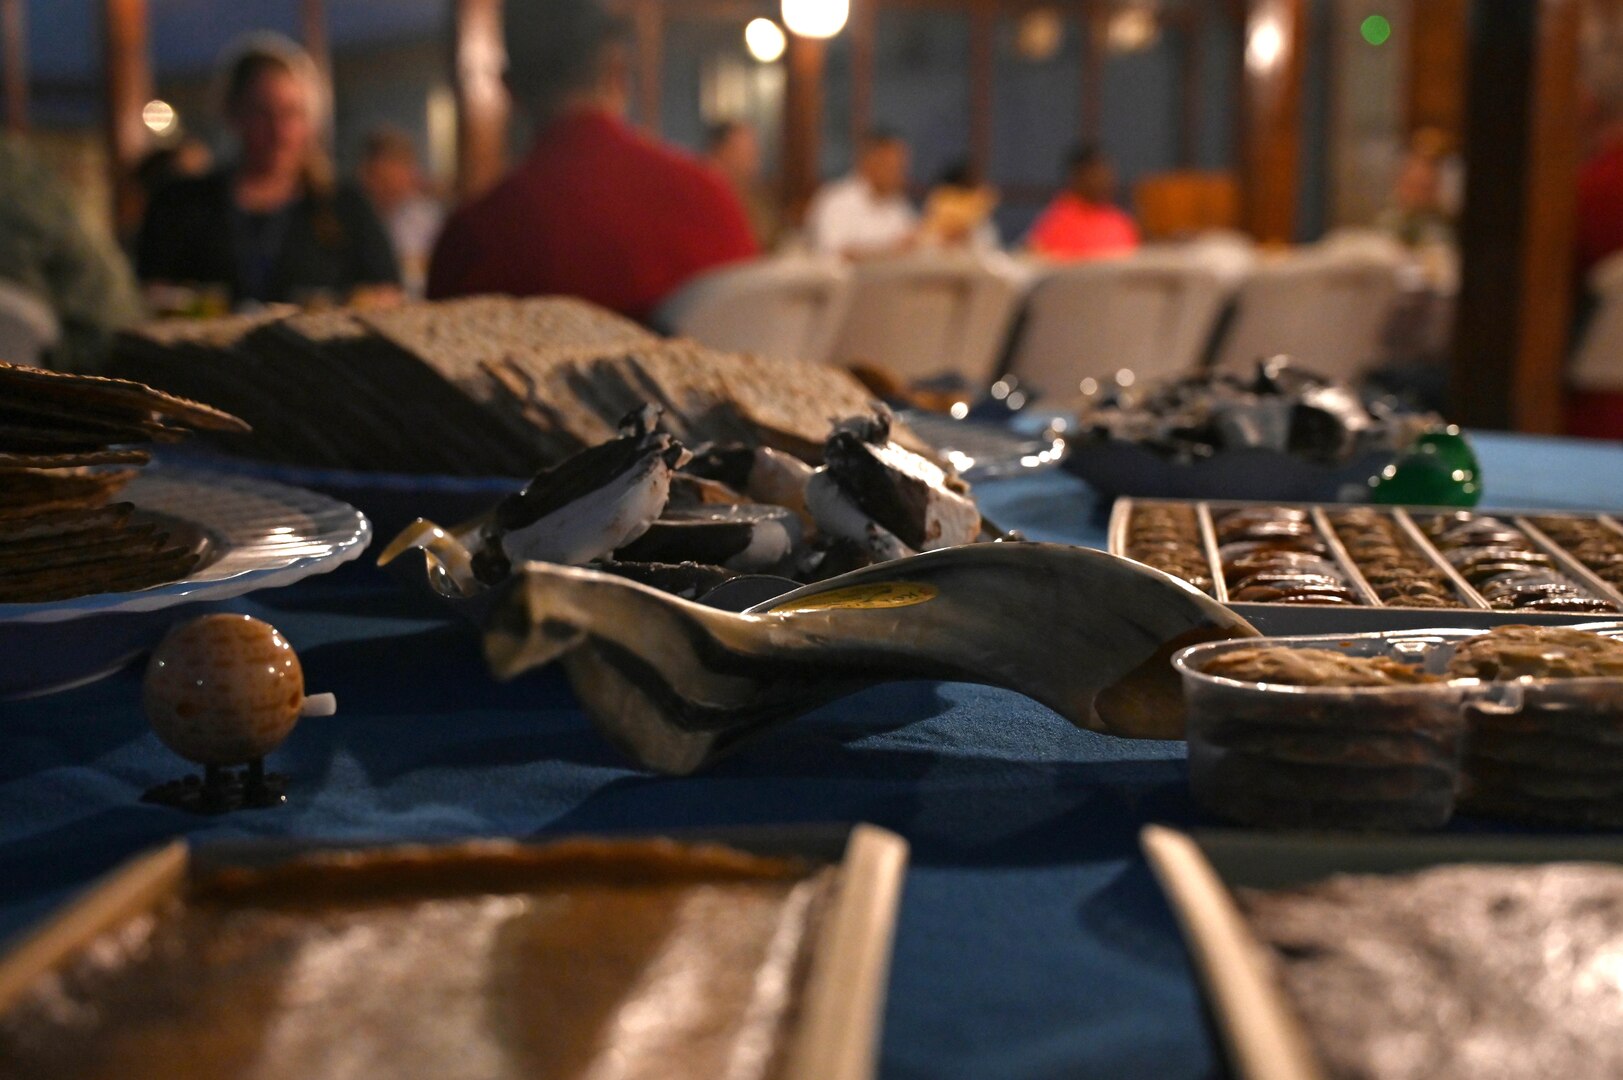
[1111,498,1623,634]
[1141,826,1623,1080]
[0,825,907,1080]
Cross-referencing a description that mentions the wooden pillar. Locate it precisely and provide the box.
[1177,8,1205,167]
[783,33,825,225]
[2,0,27,133]
[851,0,876,146]
[452,0,508,202]
[1238,0,1307,244]
[1407,0,1467,141]
[102,0,151,236]
[631,0,661,136]
[970,5,994,179]
[1450,0,1581,433]
[1080,0,1103,142]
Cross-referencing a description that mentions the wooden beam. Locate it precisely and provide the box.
[851,0,876,145]
[783,32,826,225]
[102,0,151,236]
[1237,0,1307,243]
[1450,0,1581,433]
[970,4,994,178]
[632,0,662,135]
[1177,6,1205,167]
[1406,0,1467,141]
[1,0,27,133]
[452,0,508,202]
[1080,0,1102,142]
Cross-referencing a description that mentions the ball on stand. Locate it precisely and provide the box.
[141,614,336,814]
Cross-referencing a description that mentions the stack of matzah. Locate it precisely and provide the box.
[0,362,249,602]
[111,295,892,476]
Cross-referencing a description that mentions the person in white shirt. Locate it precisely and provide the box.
[805,129,919,258]
[358,127,445,298]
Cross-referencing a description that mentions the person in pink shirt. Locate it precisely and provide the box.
[1026,146,1139,260]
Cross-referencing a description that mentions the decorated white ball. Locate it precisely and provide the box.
[143,615,307,766]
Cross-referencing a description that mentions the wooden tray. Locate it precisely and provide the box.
[0,824,908,1080]
[1141,825,1623,1080]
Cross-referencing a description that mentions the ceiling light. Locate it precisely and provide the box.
[782,0,849,40]
[745,18,787,62]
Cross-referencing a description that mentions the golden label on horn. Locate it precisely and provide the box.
[766,582,940,614]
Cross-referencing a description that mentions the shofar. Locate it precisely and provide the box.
[483,542,1258,774]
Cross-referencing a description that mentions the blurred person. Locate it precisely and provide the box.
[921,161,999,251]
[137,35,400,308]
[359,127,444,297]
[805,129,919,258]
[705,119,778,249]
[135,137,214,201]
[0,135,144,371]
[1026,145,1138,260]
[429,0,756,319]
[1377,129,1456,249]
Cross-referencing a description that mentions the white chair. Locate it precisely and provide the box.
[1005,256,1230,404]
[830,252,1031,389]
[0,280,60,367]
[1213,250,1403,382]
[656,257,853,364]
[1571,250,1623,393]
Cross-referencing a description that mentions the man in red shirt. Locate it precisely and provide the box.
[1026,146,1139,261]
[427,0,757,320]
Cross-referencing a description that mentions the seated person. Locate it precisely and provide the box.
[358,127,445,298]
[921,161,1000,252]
[0,135,144,371]
[428,0,757,320]
[705,120,779,250]
[1026,145,1139,260]
[805,129,919,258]
[137,36,400,309]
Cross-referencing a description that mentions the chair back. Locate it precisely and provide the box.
[0,280,60,367]
[1007,256,1229,404]
[831,252,1030,388]
[1213,251,1402,381]
[1572,249,1623,393]
[658,257,853,364]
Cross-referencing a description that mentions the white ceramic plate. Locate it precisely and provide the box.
[1,470,370,697]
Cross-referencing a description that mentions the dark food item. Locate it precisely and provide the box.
[1240,863,1623,1080]
[1328,507,1457,608]
[1076,357,1438,466]
[0,840,832,1080]
[1423,512,1616,614]
[1533,515,1623,590]
[615,504,802,573]
[0,361,248,602]
[112,295,906,476]
[1215,507,1362,605]
[1123,502,1212,593]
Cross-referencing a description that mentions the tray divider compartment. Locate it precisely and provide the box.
[1516,516,1623,612]
[1389,508,1491,610]
[1309,507,1382,607]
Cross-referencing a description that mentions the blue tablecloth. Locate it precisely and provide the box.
[2,430,1620,1079]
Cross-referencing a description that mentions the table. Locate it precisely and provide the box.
[3,431,1619,1079]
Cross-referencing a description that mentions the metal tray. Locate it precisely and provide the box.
[1110,498,1623,634]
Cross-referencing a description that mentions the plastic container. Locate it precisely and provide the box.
[1175,625,1623,832]
[1176,634,1469,831]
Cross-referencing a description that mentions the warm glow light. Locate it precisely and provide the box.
[745,18,787,62]
[142,99,177,136]
[782,0,849,39]
[1015,8,1064,62]
[1247,17,1285,72]
[1106,8,1159,54]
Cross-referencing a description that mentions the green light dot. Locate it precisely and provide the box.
[1361,14,1391,46]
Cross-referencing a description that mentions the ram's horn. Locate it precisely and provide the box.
[484,542,1258,774]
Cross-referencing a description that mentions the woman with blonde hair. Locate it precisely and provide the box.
[136,35,398,308]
